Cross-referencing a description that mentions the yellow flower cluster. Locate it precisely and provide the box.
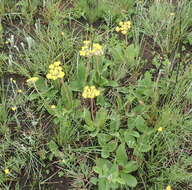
[115,21,131,35]
[79,41,103,57]
[158,127,163,132]
[46,61,65,80]
[50,105,56,109]
[26,77,39,84]
[166,185,172,190]
[17,89,23,93]
[82,85,100,99]
[11,106,17,111]
[4,168,10,175]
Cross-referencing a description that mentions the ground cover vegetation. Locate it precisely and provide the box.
[0,0,192,189]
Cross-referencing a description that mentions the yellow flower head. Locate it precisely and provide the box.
[158,127,163,132]
[166,185,172,190]
[116,21,132,35]
[26,77,39,84]
[83,40,91,45]
[170,13,175,16]
[50,105,56,109]
[46,61,65,80]
[82,85,100,99]
[115,26,120,32]
[119,21,123,26]
[11,106,17,111]
[4,168,9,175]
[17,89,23,93]
[79,41,103,57]
[121,30,127,35]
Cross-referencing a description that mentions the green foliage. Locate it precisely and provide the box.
[0,0,192,189]
[74,0,136,23]
[16,0,40,24]
[137,0,192,55]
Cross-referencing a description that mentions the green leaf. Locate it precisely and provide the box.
[98,178,107,190]
[97,76,109,86]
[116,143,128,165]
[93,158,111,175]
[97,133,112,145]
[97,95,109,107]
[61,83,73,110]
[110,112,121,131]
[121,173,137,187]
[126,44,139,63]
[35,77,49,92]
[48,140,58,155]
[137,134,151,152]
[27,92,40,101]
[0,104,7,123]
[105,80,119,87]
[128,115,148,133]
[123,161,139,173]
[129,130,140,138]
[77,62,87,84]
[116,177,126,184]
[124,132,136,148]
[101,149,110,158]
[107,140,118,152]
[95,108,107,128]
[101,140,118,158]
[90,177,98,185]
[71,62,87,91]
[83,109,94,131]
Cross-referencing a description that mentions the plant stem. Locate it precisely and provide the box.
[90,98,94,120]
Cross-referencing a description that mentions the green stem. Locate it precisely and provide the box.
[95,57,100,82]
[90,98,94,120]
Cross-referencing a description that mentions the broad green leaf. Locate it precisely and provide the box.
[98,178,107,190]
[71,62,87,91]
[77,62,87,85]
[83,109,94,130]
[97,95,110,107]
[90,177,98,185]
[137,72,154,97]
[126,44,139,63]
[121,173,137,187]
[110,113,121,131]
[34,77,49,92]
[97,133,112,145]
[123,161,139,173]
[48,140,58,155]
[124,132,136,148]
[137,134,151,152]
[95,108,107,128]
[116,143,128,165]
[105,80,119,87]
[27,93,40,101]
[101,149,110,158]
[61,83,73,110]
[129,131,140,138]
[97,76,109,86]
[101,140,118,158]
[128,115,148,133]
[93,158,111,175]
[116,177,126,185]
